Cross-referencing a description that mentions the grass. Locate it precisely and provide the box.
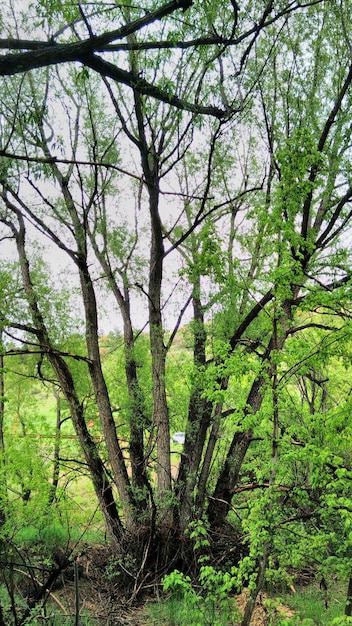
[282,581,348,625]
[145,596,240,626]
[144,582,350,626]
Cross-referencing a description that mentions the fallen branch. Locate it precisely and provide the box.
[230,482,290,495]
[13,568,68,615]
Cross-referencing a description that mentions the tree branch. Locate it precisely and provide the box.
[0,0,194,75]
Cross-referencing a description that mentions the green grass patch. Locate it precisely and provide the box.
[146,582,351,626]
[146,595,240,626]
[283,582,348,625]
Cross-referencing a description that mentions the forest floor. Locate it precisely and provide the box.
[41,544,296,625]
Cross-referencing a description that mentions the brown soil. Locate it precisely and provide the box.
[235,589,295,625]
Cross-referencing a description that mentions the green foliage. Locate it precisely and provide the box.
[160,566,240,626]
[157,519,240,626]
[187,518,211,551]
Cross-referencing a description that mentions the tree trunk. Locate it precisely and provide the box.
[241,547,269,626]
[0,330,6,527]
[78,257,137,525]
[208,369,266,526]
[196,402,222,512]
[88,231,150,508]
[176,289,213,526]
[110,286,150,508]
[149,311,171,497]
[48,388,61,505]
[145,159,171,498]
[11,209,125,542]
[23,114,135,526]
[208,429,254,527]
[242,331,280,626]
[209,295,294,527]
[52,355,124,542]
[345,575,352,616]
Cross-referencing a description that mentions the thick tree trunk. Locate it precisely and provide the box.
[208,368,266,527]
[149,310,171,497]
[345,575,352,616]
[79,258,137,525]
[119,291,150,508]
[130,77,171,499]
[146,166,171,497]
[88,237,150,510]
[196,402,222,511]
[0,331,5,527]
[176,290,212,526]
[208,429,254,526]
[121,13,171,500]
[125,348,149,501]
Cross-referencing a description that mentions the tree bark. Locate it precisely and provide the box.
[196,402,222,512]
[176,289,213,526]
[48,388,61,505]
[89,244,150,511]
[132,82,172,499]
[345,575,352,616]
[0,330,5,527]
[208,428,254,527]
[32,126,136,525]
[78,256,137,525]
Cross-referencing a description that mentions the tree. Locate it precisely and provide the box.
[1,0,352,619]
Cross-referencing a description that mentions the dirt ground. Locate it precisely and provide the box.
[37,546,295,625]
[235,589,295,625]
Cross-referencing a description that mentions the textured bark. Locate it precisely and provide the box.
[147,186,171,497]
[115,305,149,507]
[30,121,136,525]
[208,365,269,527]
[208,428,254,527]
[0,330,5,527]
[345,575,352,616]
[176,291,212,525]
[125,348,148,499]
[132,79,172,498]
[149,311,171,496]
[78,257,136,524]
[196,402,222,511]
[51,352,124,542]
[93,250,149,509]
